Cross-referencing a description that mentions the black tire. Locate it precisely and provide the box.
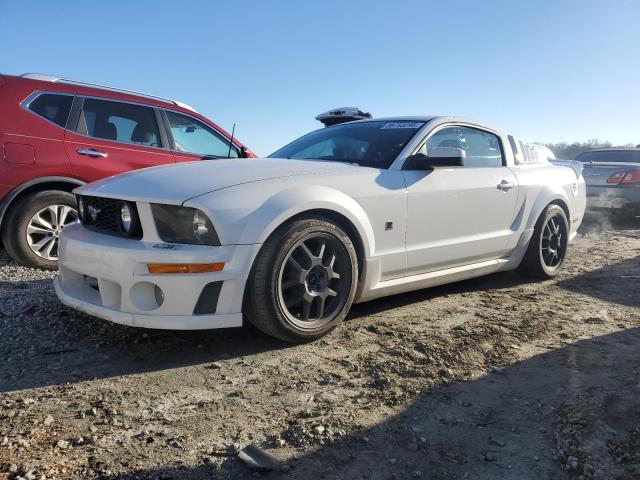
[2,190,77,270]
[517,204,569,279]
[245,216,358,342]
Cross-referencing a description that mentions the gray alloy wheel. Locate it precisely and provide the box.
[2,190,78,269]
[540,213,567,269]
[517,204,569,279]
[245,216,358,342]
[26,205,78,261]
[276,232,351,331]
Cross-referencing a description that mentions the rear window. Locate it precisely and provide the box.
[576,151,640,163]
[27,93,73,128]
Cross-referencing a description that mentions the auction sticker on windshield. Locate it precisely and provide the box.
[380,122,425,129]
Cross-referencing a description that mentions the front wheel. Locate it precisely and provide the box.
[2,190,78,270]
[245,216,358,342]
[517,204,569,279]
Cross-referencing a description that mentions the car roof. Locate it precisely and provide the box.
[332,115,491,126]
[9,73,198,114]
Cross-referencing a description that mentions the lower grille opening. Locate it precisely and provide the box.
[83,275,99,291]
[193,281,223,315]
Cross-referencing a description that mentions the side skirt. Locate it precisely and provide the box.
[356,257,514,303]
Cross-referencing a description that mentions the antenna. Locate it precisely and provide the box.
[227,123,236,158]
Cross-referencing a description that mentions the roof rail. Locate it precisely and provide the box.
[21,73,197,112]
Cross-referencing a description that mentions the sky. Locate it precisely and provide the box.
[1,0,639,156]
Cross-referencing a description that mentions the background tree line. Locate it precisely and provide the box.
[543,139,639,159]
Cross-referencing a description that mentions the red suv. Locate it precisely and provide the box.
[0,73,254,269]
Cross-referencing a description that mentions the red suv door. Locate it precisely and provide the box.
[64,97,174,181]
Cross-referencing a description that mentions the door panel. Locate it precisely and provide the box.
[64,98,174,182]
[403,166,518,275]
[65,133,175,182]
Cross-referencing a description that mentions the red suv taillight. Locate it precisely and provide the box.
[607,170,640,184]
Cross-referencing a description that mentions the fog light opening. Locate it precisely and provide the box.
[154,285,164,307]
[130,281,164,311]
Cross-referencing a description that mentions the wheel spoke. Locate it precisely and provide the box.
[48,206,60,229]
[30,235,53,252]
[27,224,51,236]
[32,214,54,230]
[59,206,75,226]
[316,296,325,318]
[318,242,326,261]
[301,298,312,321]
[300,242,315,261]
[45,237,57,258]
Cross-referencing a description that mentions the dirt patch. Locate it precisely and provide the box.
[1,219,639,479]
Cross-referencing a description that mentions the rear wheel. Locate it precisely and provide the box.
[2,190,78,270]
[517,204,569,279]
[245,216,358,342]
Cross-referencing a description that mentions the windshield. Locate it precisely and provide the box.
[270,120,426,168]
[576,150,640,163]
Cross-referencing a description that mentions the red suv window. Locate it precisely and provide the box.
[77,98,162,148]
[26,93,74,128]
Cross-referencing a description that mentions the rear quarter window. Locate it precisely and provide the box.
[26,93,74,128]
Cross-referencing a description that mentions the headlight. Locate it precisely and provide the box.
[117,201,141,237]
[151,204,220,245]
[120,203,132,233]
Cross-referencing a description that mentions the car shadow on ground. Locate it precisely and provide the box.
[0,267,532,393]
[557,256,640,308]
[106,327,640,480]
[349,269,535,320]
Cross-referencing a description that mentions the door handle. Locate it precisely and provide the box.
[497,180,515,191]
[76,148,107,158]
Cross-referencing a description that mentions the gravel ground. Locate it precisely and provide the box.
[1,216,639,480]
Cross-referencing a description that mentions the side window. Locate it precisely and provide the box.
[78,98,161,148]
[166,111,238,158]
[27,93,73,128]
[424,126,504,167]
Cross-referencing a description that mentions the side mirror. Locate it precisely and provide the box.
[403,147,465,170]
[239,146,249,158]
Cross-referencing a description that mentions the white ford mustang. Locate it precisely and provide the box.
[55,117,586,342]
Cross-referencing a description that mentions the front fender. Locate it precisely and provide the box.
[186,184,376,259]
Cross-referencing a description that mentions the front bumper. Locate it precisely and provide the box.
[55,224,261,330]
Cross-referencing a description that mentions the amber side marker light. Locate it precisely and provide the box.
[147,263,225,274]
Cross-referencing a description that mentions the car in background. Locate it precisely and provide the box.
[576,148,640,218]
[0,73,254,269]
